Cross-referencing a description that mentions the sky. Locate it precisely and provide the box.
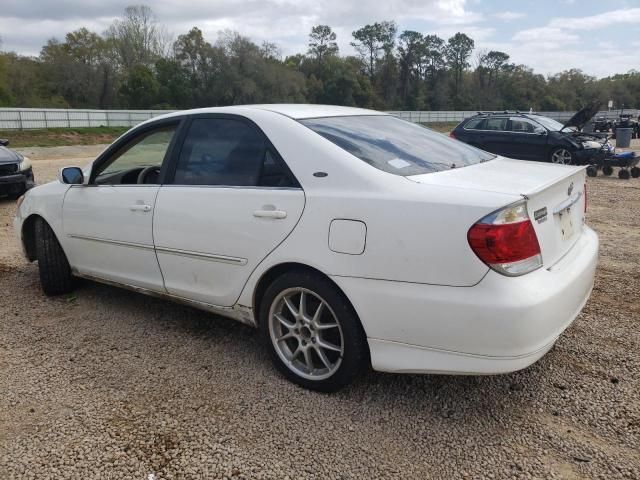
[1,0,639,78]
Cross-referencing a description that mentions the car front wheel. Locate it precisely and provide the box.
[259,270,368,392]
[550,148,574,165]
[35,218,75,296]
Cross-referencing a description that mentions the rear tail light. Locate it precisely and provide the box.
[449,131,456,139]
[468,202,542,276]
[584,183,587,213]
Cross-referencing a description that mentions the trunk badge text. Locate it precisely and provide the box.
[534,207,548,224]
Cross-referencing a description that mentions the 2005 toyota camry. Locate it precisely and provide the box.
[14,105,598,391]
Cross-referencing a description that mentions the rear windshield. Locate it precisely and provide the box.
[300,115,494,176]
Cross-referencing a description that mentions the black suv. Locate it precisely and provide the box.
[450,106,611,165]
[612,112,639,139]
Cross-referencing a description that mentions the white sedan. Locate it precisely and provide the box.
[14,105,598,391]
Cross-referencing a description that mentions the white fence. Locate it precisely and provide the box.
[0,107,637,130]
[0,108,175,130]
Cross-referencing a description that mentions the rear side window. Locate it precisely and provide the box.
[485,117,508,131]
[172,118,295,187]
[464,118,485,130]
[300,115,494,176]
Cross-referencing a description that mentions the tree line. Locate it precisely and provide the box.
[0,5,638,112]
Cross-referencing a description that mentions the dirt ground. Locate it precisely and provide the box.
[0,151,639,479]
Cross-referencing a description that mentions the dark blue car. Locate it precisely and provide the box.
[450,106,612,165]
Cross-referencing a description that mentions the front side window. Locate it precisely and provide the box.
[509,117,545,134]
[172,118,293,187]
[95,126,177,184]
[300,115,494,176]
[533,115,566,132]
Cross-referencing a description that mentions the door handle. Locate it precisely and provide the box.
[253,209,287,219]
[130,204,152,212]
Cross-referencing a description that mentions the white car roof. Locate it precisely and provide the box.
[245,104,386,119]
[150,104,386,122]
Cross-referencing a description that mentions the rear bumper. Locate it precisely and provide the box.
[331,226,599,374]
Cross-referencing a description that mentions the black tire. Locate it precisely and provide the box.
[35,218,75,296]
[259,270,368,392]
[549,147,574,165]
[586,166,598,177]
[631,167,640,178]
[602,165,614,176]
[618,169,630,180]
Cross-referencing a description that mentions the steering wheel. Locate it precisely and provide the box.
[137,166,161,184]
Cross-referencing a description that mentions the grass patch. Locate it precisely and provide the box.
[421,122,458,133]
[0,127,129,148]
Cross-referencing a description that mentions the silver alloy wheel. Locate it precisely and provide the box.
[268,287,344,381]
[551,149,572,164]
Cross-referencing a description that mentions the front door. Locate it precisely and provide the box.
[153,116,305,307]
[506,116,549,160]
[62,121,180,291]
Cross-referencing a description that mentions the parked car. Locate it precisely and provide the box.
[0,139,35,199]
[612,112,639,139]
[14,105,598,392]
[593,116,612,133]
[450,105,611,165]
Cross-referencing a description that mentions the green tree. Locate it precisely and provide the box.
[120,64,159,108]
[308,25,339,63]
[351,21,397,78]
[445,32,474,103]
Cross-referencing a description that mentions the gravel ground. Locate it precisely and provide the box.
[1,152,639,479]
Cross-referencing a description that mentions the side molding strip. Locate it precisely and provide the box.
[67,234,248,266]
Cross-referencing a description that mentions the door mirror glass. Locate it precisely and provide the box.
[59,167,84,185]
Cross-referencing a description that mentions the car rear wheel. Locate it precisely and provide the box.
[259,270,368,392]
[602,165,614,176]
[550,148,574,165]
[586,166,598,177]
[35,218,75,296]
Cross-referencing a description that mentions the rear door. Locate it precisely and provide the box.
[153,115,305,307]
[480,116,511,156]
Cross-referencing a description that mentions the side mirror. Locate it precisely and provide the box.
[58,167,84,185]
[0,139,9,147]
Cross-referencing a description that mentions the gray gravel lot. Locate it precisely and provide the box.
[1,152,639,479]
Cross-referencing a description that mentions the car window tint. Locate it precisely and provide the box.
[173,118,266,186]
[96,126,176,184]
[484,117,507,131]
[258,148,294,187]
[301,115,494,176]
[464,118,485,130]
[510,117,544,134]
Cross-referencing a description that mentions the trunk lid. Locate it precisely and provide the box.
[408,157,586,268]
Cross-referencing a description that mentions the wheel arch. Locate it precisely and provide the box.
[21,214,44,262]
[251,262,367,335]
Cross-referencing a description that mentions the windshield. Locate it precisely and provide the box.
[300,115,495,176]
[532,115,568,132]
